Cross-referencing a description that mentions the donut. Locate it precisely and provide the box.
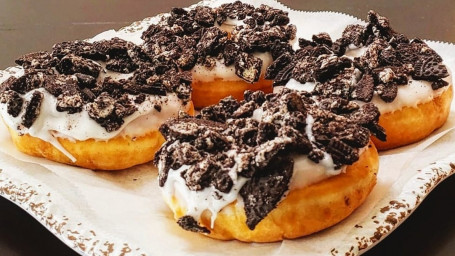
[155,88,382,242]
[140,2,296,109]
[270,11,453,150]
[0,38,194,170]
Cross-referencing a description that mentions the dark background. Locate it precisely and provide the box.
[0,0,454,255]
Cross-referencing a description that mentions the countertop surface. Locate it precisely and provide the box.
[0,0,454,255]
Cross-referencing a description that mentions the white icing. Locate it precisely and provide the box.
[162,149,249,228]
[284,79,316,92]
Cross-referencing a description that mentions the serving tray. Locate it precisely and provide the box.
[0,1,454,255]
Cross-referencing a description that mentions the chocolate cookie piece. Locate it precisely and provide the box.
[155,142,204,186]
[0,76,28,95]
[56,91,83,114]
[56,54,101,78]
[325,137,359,165]
[43,74,79,97]
[0,90,23,117]
[341,24,366,47]
[22,91,43,128]
[74,73,97,89]
[312,32,333,47]
[198,96,241,122]
[265,52,293,81]
[177,216,210,234]
[197,27,228,57]
[217,1,255,22]
[15,51,58,70]
[52,40,106,60]
[86,92,136,132]
[182,158,216,191]
[194,6,216,27]
[235,53,263,83]
[376,83,398,103]
[432,79,449,90]
[349,103,386,141]
[240,155,293,230]
[105,57,138,73]
[93,37,130,57]
[413,56,449,81]
[351,73,375,102]
[159,117,227,141]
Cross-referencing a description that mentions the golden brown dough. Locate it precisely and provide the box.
[373,84,453,150]
[166,142,379,242]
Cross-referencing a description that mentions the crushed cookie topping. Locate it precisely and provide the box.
[267,11,449,103]
[0,36,191,131]
[155,88,384,232]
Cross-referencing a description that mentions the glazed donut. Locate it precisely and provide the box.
[270,11,453,150]
[140,2,296,109]
[155,88,382,242]
[0,37,194,170]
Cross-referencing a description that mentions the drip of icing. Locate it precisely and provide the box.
[163,160,249,229]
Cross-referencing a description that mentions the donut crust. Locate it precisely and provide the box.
[167,142,379,242]
[5,101,194,170]
[372,84,453,150]
[192,78,273,109]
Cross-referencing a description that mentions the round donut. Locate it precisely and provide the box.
[140,2,296,109]
[170,142,378,242]
[156,88,384,242]
[274,11,453,150]
[0,36,194,170]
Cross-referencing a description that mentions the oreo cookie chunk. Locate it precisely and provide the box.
[156,88,384,232]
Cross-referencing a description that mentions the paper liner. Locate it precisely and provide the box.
[0,1,454,255]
